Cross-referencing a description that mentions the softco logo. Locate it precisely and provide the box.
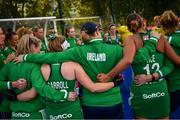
[143,92,165,99]
[50,114,72,120]
[12,112,30,118]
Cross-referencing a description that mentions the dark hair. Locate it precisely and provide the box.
[0,27,6,34]
[108,23,116,30]
[5,32,17,41]
[126,13,143,33]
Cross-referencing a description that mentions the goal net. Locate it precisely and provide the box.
[51,16,103,35]
[0,16,56,50]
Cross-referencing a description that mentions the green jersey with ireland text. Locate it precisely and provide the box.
[23,38,157,107]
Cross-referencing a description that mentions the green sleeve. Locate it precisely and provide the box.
[3,47,14,57]
[133,36,158,64]
[0,64,9,90]
[24,48,77,64]
[156,57,174,78]
[0,81,8,91]
[168,36,180,47]
[30,64,69,101]
[0,55,5,69]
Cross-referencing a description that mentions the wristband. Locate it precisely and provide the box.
[7,81,12,89]
[6,90,17,101]
[113,74,124,87]
[151,74,156,81]
[23,54,27,61]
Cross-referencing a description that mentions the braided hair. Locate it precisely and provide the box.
[126,13,143,33]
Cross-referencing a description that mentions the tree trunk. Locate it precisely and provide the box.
[2,0,8,18]
[22,0,26,17]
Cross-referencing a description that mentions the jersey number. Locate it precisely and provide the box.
[60,89,68,101]
[143,63,160,75]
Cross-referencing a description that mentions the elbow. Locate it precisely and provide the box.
[126,59,133,65]
[31,94,37,99]
[26,94,37,100]
[28,92,37,99]
[89,89,96,93]
[124,58,133,66]
[178,58,180,65]
[173,59,180,65]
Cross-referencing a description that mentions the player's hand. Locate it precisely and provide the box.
[96,73,111,83]
[13,55,24,63]
[5,53,16,63]
[68,92,77,101]
[12,79,27,90]
[134,74,148,85]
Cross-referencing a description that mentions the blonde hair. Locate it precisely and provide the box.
[160,10,178,34]
[16,34,40,55]
[16,27,33,39]
[48,35,65,52]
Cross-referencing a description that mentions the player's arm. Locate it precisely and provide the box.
[19,48,77,64]
[62,62,122,92]
[159,36,180,65]
[135,57,174,85]
[31,64,75,102]
[17,87,37,101]
[133,32,159,63]
[103,37,135,81]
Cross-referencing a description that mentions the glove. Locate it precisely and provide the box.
[6,90,17,101]
[113,74,124,87]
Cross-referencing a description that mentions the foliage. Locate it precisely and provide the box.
[0,0,179,25]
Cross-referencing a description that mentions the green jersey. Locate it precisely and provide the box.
[24,38,123,107]
[106,33,121,44]
[3,46,16,57]
[131,31,173,118]
[166,30,180,92]
[0,62,72,119]
[66,37,77,48]
[46,63,83,119]
[0,48,6,69]
[100,32,105,40]
[23,38,157,107]
[40,37,48,52]
[0,48,9,112]
[0,77,10,113]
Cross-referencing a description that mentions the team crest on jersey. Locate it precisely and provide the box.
[143,35,149,41]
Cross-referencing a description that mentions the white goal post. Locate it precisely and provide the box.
[0,16,56,50]
[50,16,102,34]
